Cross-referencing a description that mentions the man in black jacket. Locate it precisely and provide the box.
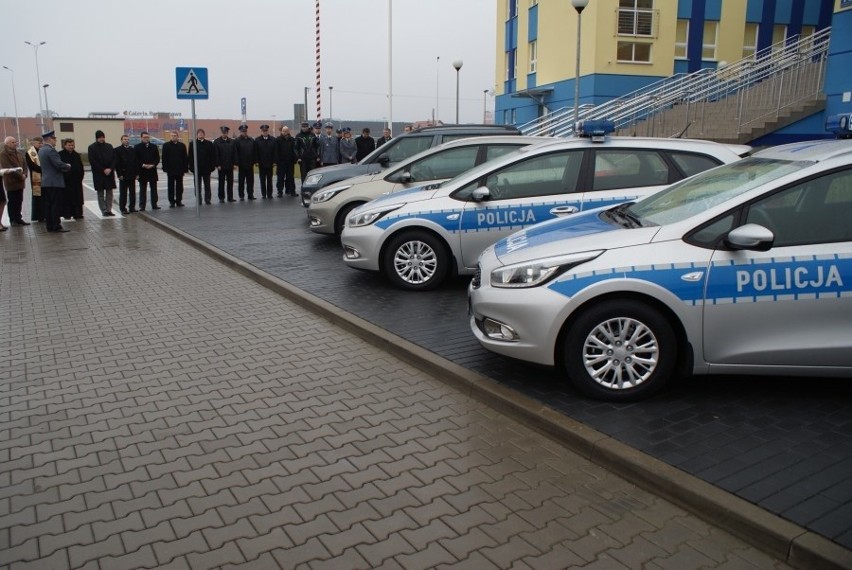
[115,134,138,214]
[135,132,161,210]
[376,128,392,148]
[274,126,297,197]
[234,124,256,200]
[294,121,319,185]
[88,130,117,216]
[214,126,236,202]
[189,129,216,205]
[255,124,276,199]
[161,131,188,207]
[355,128,376,162]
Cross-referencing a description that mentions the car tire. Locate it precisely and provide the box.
[382,230,449,291]
[334,202,364,236]
[564,299,676,401]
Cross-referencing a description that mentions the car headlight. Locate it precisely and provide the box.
[311,185,352,203]
[304,173,323,186]
[490,250,604,288]
[348,205,403,228]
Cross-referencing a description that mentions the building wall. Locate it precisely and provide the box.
[54,118,125,147]
[495,0,838,140]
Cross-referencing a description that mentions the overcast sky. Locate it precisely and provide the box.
[2,0,497,125]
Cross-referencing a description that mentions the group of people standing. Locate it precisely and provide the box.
[293,121,393,185]
[0,121,399,233]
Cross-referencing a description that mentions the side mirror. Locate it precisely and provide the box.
[377,154,390,166]
[471,186,491,202]
[726,223,774,251]
[400,171,413,183]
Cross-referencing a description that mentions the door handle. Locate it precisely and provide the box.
[550,206,579,216]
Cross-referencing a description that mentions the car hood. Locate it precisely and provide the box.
[492,208,661,265]
[357,184,442,210]
[336,172,382,188]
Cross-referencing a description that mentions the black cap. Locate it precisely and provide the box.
[220,125,230,133]
[312,122,322,129]
[260,124,269,130]
[95,130,105,139]
[300,121,309,127]
[238,124,248,132]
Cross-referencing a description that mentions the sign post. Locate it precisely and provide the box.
[176,67,209,217]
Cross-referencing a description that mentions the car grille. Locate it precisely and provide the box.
[471,264,481,289]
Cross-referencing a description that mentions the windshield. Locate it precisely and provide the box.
[627,157,812,226]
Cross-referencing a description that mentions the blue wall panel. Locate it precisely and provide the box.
[678,0,692,18]
[705,0,722,20]
[527,73,537,89]
[746,0,764,22]
[776,0,793,24]
[528,5,538,41]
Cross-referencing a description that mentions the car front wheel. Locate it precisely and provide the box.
[564,300,676,401]
[382,230,449,291]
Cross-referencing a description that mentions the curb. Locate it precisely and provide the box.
[138,212,852,570]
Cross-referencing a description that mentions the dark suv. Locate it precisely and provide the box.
[300,124,520,206]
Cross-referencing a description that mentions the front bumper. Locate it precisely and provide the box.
[468,275,572,367]
[308,202,336,235]
[340,225,385,272]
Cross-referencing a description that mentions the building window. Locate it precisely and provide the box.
[772,24,787,49]
[800,25,814,39]
[508,0,517,19]
[675,19,688,59]
[702,21,718,60]
[742,23,758,59]
[617,0,656,38]
[529,40,537,73]
[59,122,74,133]
[506,49,517,81]
[617,42,651,63]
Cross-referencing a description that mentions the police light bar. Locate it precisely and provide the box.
[576,119,615,142]
[825,114,852,139]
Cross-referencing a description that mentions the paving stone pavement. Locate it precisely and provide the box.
[0,203,794,568]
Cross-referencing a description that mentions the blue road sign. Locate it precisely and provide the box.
[176,67,209,100]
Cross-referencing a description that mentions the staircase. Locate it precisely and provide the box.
[519,28,831,143]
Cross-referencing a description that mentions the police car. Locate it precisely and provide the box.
[309,136,544,235]
[340,121,750,290]
[469,138,852,401]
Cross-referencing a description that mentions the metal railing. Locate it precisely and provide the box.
[519,27,831,139]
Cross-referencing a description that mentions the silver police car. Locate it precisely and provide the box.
[469,139,852,401]
[341,121,750,290]
[308,136,544,235]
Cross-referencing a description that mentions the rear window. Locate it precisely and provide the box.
[669,152,722,178]
[380,136,433,163]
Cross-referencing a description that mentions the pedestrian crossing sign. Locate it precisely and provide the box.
[176,67,209,100]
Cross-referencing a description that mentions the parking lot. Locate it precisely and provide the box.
[150,179,852,553]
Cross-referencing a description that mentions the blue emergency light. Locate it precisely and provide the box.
[825,114,852,139]
[576,119,616,141]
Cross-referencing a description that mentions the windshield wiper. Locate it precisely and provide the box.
[605,203,644,228]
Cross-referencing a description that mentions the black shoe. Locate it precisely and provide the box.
[129,209,137,213]
[138,208,146,212]
[121,209,129,214]
[248,196,256,200]
[219,200,225,203]
[104,212,116,217]
[228,199,236,202]
[13,220,30,226]
[176,202,185,207]
[205,201,212,205]
[152,206,161,210]
[56,228,70,233]
[74,216,84,220]
[277,193,283,198]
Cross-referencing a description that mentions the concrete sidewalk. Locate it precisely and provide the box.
[0,203,794,568]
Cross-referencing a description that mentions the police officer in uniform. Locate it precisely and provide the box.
[234,124,257,200]
[319,122,340,167]
[214,126,236,202]
[255,124,276,199]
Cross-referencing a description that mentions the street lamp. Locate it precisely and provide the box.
[452,59,463,124]
[303,86,309,123]
[42,84,51,131]
[2,66,21,145]
[329,86,333,123]
[570,0,589,128]
[482,89,489,123]
[436,56,440,123]
[25,41,46,127]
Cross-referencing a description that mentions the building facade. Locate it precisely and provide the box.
[495,0,848,142]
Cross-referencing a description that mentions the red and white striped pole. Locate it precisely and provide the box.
[315,0,322,121]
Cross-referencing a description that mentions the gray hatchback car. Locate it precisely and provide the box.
[300,124,520,206]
